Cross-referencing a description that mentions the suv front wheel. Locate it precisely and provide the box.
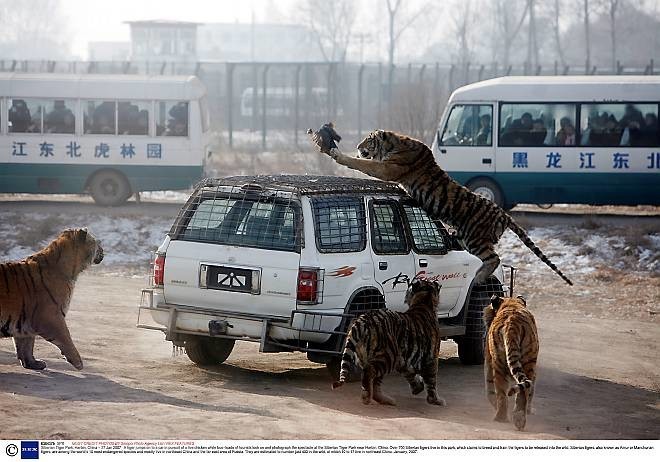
[184,337,235,366]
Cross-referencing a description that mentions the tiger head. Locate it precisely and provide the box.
[60,228,104,267]
[404,279,441,312]
[484,294,527,328]
[357,130,427,165]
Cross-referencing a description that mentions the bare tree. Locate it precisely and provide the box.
[583,0,592,72]
[604,0,621,71]
[492,0,529,68]
[526,0,540,70]
[0,0,70,59]
[384,0,429,66]
[552,0,567,67]
[299,0,356,62]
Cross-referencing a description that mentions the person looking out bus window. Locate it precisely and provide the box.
[45,100,75,134]
[555,117,576,146]
[475,114,491,145]
[9,99,32,133]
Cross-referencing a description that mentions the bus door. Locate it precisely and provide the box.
[434,103,495,175]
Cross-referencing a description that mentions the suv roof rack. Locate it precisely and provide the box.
[195,175,406,196]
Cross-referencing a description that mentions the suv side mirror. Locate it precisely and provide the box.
[447,231,464,251]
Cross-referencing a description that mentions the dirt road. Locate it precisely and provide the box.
[1,272,658,440]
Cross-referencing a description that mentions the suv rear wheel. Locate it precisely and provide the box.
[184,337,235,366]
[457,276,504,365]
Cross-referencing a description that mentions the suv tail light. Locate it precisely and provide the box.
[154,254,165,286]
[297,268,321,304]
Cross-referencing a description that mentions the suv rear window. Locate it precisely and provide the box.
[176,196,300,252]
[312,197,366,253]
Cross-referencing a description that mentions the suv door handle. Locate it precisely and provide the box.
[378,261,388,270]
[418,259,428,268]
[482,158,492,164]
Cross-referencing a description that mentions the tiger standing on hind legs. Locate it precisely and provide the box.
[332,280,445,407]
[483,294,539,431]
[0,228,104,371]
[307,125,573,286]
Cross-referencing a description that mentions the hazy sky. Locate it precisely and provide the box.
[65,0,299,58]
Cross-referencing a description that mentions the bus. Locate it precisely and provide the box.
[0,73,211,205]
[431,76,660,210]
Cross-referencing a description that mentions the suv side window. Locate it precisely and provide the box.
[370,200,409,254]
[312,196,366,253]
[402,203,447,254]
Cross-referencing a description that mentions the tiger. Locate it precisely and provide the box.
[0,228,104,371]
[483,294,539,431]
[308,127,573,286]
[332,280,445,407]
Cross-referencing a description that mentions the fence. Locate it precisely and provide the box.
[1,58,656,153]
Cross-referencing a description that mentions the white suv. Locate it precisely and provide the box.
[138,175,507,372]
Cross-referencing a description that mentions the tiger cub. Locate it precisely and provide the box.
[332,280,445,407]
[0,228,104,370]
[484,294,539,431]
[308,127,572,286]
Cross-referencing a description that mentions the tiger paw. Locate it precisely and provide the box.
[409,376,425,395]
[373,393,396,406]
[65,356,84,370]
[493,413,510,423]
[427,395,446,406]
[21,359,47,370]
[513,410,527,431]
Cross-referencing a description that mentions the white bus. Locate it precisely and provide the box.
[431,76,660,209]
[0,73,211,205]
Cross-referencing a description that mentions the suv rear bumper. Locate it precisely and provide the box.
[137,289,469,357]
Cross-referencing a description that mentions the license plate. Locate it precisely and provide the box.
[200,265,260,294]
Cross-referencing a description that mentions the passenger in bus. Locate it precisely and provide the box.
[555,117,576,146]
[640,112,659,147]
[135,109,149,135]
[458,106,481,143]
[530,118,547,146]
[475,114,491,145]
[165,102,188,136]
[45,100,75,134]
[92,102,115,134]
[118,102,140,135]
[503,112,533,146]
[9,99,32,133]
[618,104,645,146]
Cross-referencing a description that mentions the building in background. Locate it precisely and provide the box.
[118,20,322,63]
[126,20,199,62]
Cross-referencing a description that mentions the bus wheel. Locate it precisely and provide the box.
[89,170,131,206]
[467,178,504,208]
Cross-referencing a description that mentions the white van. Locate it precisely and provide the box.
[0,73,211,205]
[137,175,509,373]
[431,76,660,209]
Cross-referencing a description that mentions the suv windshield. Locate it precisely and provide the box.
[175,195,300,252]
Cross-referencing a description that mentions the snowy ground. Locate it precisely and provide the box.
[0,203,657,285]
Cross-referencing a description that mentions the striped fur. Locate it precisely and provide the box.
[332,280,445,406]
[312,129,572,285]
[0,228,103,370]
[484,295,539,431]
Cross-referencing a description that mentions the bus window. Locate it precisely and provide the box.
[84,100,116,135]
[157,101,188,136]
[44,100,75,134]
[440,104,492,146]
[118,101,150,136]
[9,98,43,133]
[580,103,659,147]
[499,103,577,147]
